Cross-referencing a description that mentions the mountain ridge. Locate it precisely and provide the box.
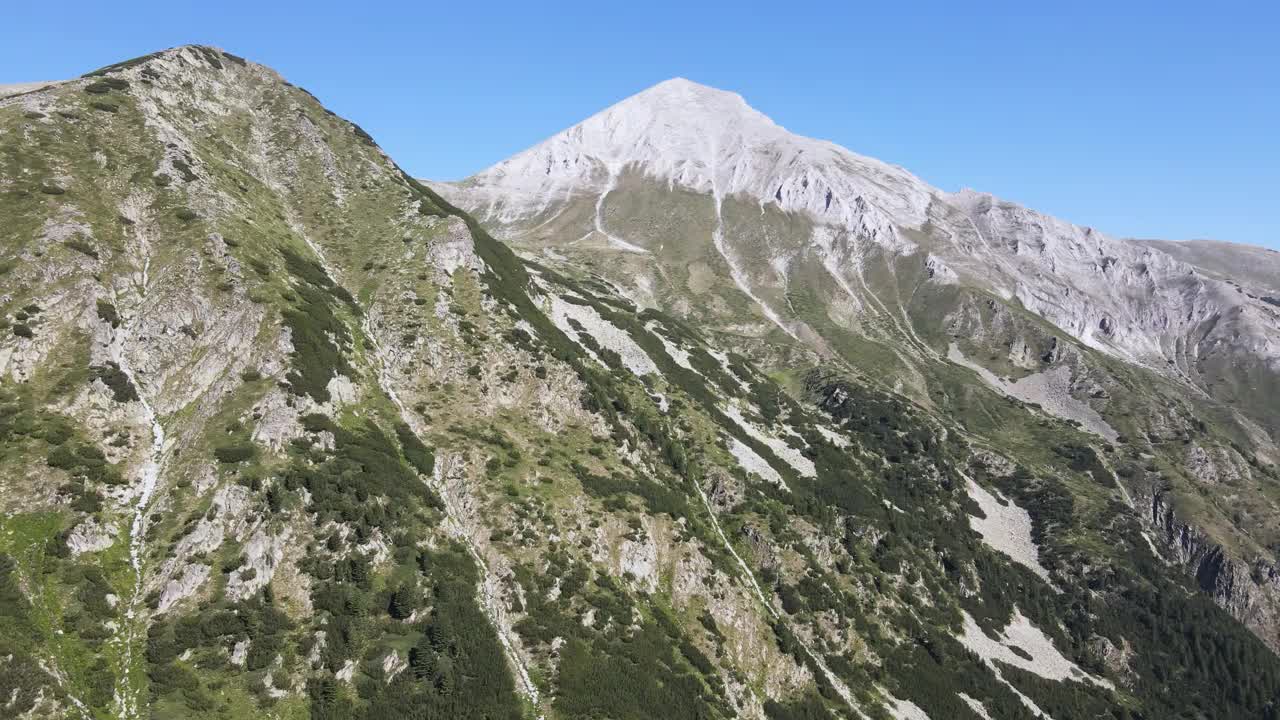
[445,77,1274,254]
[435,77,1279,424]
[4,44,1280,720]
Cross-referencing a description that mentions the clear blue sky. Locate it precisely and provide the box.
[5,1,1277,247]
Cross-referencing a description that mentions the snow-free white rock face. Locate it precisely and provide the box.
[439,77,1280,434]
[958,693,995,720]
[1136,238,1280,294]
[723,400,815,478]
[452,78,934,239]
[726,435,788,491]
[66,517,118,556]
[948,343,1119,442]
[944,188,1279,370]
[545,292,659,377]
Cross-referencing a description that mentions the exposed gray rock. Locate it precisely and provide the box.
[66,518,117,556]
[156,562,211,613]
[226,528,292,601]
[704,466,743,513]
[230,639,250,667]
[1150,489,1280,652]
[1184,443,1246,486]
[381,650,407,683]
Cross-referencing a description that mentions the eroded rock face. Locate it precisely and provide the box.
[229,638,250,667]
[1150,489,1280,652]
[705,466,743,513]
[66,517,117,556]
[741,525,779,574]
[226,528,291,601]
[1089,635,1135,682]
[439,80,1280,433]
[157,563,211,613]
[950,190,1275,366]
[381,650,407,683]
[1183,444,1247,486]
[617,523,660,593]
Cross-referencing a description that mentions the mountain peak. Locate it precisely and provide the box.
[637,76,720,93]
[550,76,781,172]
[467,75,935,230]
[644,76,707,90]
[622,77,756,113]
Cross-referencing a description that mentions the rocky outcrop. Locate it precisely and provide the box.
[226,528,292,601]
[1183,443,1247,486]
[705,465,743,513]
[1150,489,1280,652]
[1088,635,1135,682]
[66,517,117,556]
[157,563,211,613]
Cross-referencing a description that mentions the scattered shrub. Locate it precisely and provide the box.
[82,51,163,78]
[349,122,376,146]
[248,259,270,277]
[213,441,257,464]
[279,248,357,402]
[395,422,435,477]
[173,157,198,183]
[46,440,122,485]
[64,238,98,259]
[89,363,138,402]
[193,46,224,70]
[95,300,120,328]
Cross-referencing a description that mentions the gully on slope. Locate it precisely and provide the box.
[108,289,167,720]
[355,263,547,718]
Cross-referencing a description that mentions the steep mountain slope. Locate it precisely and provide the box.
[439,80,1279,423]
[4,47,1280,720]
[1134,238,1280,295]
[435,79,1280,658]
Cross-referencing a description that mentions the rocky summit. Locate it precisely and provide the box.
[2,45,1279,720]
